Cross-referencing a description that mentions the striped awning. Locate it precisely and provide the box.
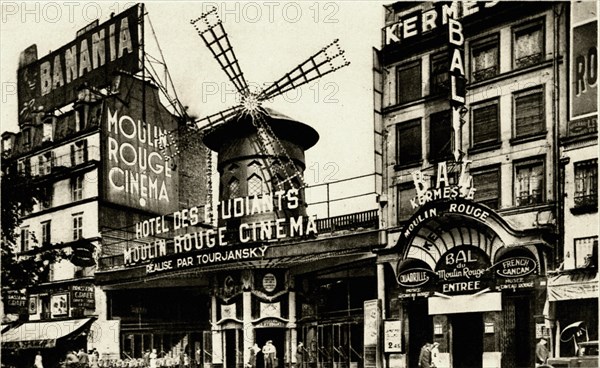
[548,270,598,301]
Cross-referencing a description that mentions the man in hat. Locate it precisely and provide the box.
[535,337,549,367]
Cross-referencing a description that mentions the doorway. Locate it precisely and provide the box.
[255,328,286,368]
[225,330,238,368]
[408,299,433,368]
[451,313,483,368]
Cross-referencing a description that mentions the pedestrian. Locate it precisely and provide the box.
[143,350,150,367]
[248,343,260,368]
[65,350,80,368]
[418,342,432,368]
[535,338,549,367]
[89,349,99,368]
[149,349,158,368]
[262,340,277,368]
[430,342,440,368]
[34,351,43,368]
[295,343,304,368]
[78,348,90,368]
[195,348,202,368]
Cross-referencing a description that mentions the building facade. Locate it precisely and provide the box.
[373,2,597,368]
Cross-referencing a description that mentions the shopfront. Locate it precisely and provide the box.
[380,195,552,368]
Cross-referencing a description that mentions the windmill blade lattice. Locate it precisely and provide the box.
[191,8,250,96]
[256,39,350,102]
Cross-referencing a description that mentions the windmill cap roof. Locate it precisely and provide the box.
[202,107,319,152]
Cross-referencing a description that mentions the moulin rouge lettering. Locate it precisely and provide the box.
[107,108,173,203]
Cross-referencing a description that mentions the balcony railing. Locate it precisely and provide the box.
[18,146,100,177]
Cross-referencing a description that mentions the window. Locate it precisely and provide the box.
[39,151,53,175]
[41,221,51,245]
[20,226,30,252]
[228,177,240,199]
[430,52,449,95]
[515,159,544,206]
[75,105,86,132]
[40,185,53,210]
[397,183,417,222]
[471,99,500,148]
[514,87,545,139]
[471,35,499,82]
[72,213,83,240]
[248,174,264,196]
[72,175,84,201]
[574,237,598,268]
[574,159,598,208]
[396,119,422,167]
[23,128,32,147]
[429,110,453,162]
[472,166,500,209]
[71,140,88,166]
[397,60,422,104]
[513,20,544,69]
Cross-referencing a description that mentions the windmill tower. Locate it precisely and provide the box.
[203,107,319,226]
[174,7,350,226]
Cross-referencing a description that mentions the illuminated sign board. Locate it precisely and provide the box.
[124,189,318,274]
[17,5,141,122]
[101,77,179,213]
[383,1,499,46]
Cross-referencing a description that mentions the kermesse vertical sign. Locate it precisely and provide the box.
[17,5,141,123]
[102,77,179,213]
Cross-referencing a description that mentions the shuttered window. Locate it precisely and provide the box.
[514,88,545,138]
[514,20,544,69]
[471,35,499,82]
[472,167,500,209]
[396,119,422,167]
[472,100,499,147]
[397,61,422,104]
[429,110,452,162]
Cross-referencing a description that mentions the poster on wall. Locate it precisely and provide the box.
[383,320,403,353]
[363,299,381,368]
[51,293,69,317]
[17,5,141,123]
[570,1,598,125]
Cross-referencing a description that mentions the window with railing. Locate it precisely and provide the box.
[38,151,54,175]
[574,159,598,209]
[472,166,500,209]
[471,99,500,148]
[513,20,544,69]
[397,60,422,104]
[471,35,499,82]
[396,119,422,167]
[39,185,53,210]
[430,52,449,96]
[514,87,545,139]
[514,159,544,206]
[71,139,88,166]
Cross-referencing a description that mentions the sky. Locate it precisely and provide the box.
[0,1,386,216]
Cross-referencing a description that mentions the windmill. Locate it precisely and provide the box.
[162,7,350,216]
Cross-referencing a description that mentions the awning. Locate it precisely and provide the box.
[428,291,502,315]
[548,270,598,301]
[1,318,95,349]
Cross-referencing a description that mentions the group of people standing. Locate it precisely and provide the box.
[418,342,441,368]
[247,341,278,368]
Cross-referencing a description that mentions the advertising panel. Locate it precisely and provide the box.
[101,76,179,213]
[570,2,598,121]
[17,5,141,122]
[70,285,96,309]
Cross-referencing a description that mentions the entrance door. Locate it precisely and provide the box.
[451,313,483,368]
[408,299,433,368]
[255,328,285,368]
[225,330,238,368]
